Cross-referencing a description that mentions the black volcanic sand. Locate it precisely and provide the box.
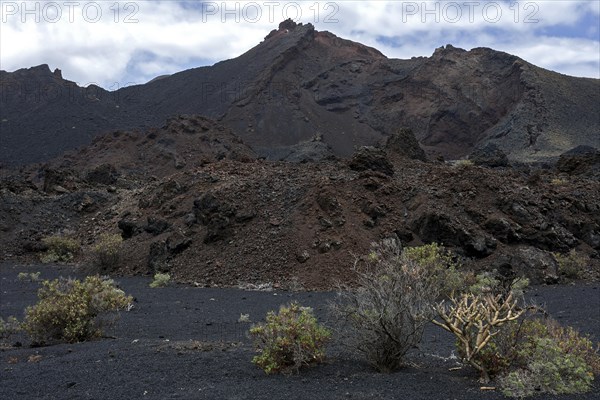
[1,263,599,400]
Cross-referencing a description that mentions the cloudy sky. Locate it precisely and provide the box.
[1,1,598,89]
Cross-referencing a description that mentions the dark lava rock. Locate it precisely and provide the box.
[86,164,119,185]
[349,147,394,176]
[385,128,427,161]
[42,167,77,193]
[468,143,508,167]
[148,241,169,272]
[144,217,170,236]
[118,218,142,239]
[412,212,496,257]
[495,246,559,285]
[166,232,192,254]
[556,145,600,176]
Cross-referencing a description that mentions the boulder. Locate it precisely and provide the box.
[556,145,600,176]
[468,143,508,167]
[385,128,427,161]
[349,146,394,176]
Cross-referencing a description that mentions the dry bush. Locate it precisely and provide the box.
[433,291,524,382]
[331,239,442,372]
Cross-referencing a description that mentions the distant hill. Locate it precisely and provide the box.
[1,19,598,166]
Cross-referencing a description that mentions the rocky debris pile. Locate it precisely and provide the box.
[1,116,598,289]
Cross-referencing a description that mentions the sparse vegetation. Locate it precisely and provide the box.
[0,316,21,344]
[550,177,568,186]
[92,233,123,269]
[40,235,80,263]
[149,272,171,288]
[17,271,40,282]
[554,249,588,279]
[238,313,251,323]
[23,276,133,344]
[452,159,474,169]
[331,239,443,372]
[249,302,330,375]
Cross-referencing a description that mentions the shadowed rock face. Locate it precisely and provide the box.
[1,21,598,166]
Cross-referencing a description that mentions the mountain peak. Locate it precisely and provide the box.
[265,18,313,40]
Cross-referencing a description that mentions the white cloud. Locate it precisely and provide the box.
[0,0,598,88]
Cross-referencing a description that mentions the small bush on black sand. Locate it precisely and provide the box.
[40,235,80,263]
[554,249,588,279]
[249,301,330,375]
[23,276,133,344]
[92,233,123,269]
[17,272,40,282]
[436,300,599,395]
[149,272,171,288]
[0,316,21,345]
[499,337,594,398]
[331,239,443,372]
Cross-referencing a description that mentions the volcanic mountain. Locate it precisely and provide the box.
[1,19,599,166]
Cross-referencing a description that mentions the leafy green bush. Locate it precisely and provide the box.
[514,318,600,376]
[249,301,330,374]
[402,242,464,297]
[23,276,133,344]
[468,271,529,299]
[92,233,123,269]
[554,249,587,279]
[40,235,80,263]
[331,239,443,372]
[500,338,594,397]
[149,272,171,288]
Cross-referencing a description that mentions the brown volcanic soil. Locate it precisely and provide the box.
[0,115,599,289]
[1,21,598,166]
[0,263,599,400]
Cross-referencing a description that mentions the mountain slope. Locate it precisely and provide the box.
[1,20,598,166]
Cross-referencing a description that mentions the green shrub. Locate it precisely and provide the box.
[0,316,21,343]
[468,271,529,299]
[331,239,443,372]
[92,233,123,269]
[516,318,600,376]
[465,315,600,385]
[554,249,587,279]
[40,235,80,263]
[17,272,40,282]
[249,301,330,374]
[400,242,464,297]
[149,272,171,288]
[23,276,133,344]
[500,337,594,397]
